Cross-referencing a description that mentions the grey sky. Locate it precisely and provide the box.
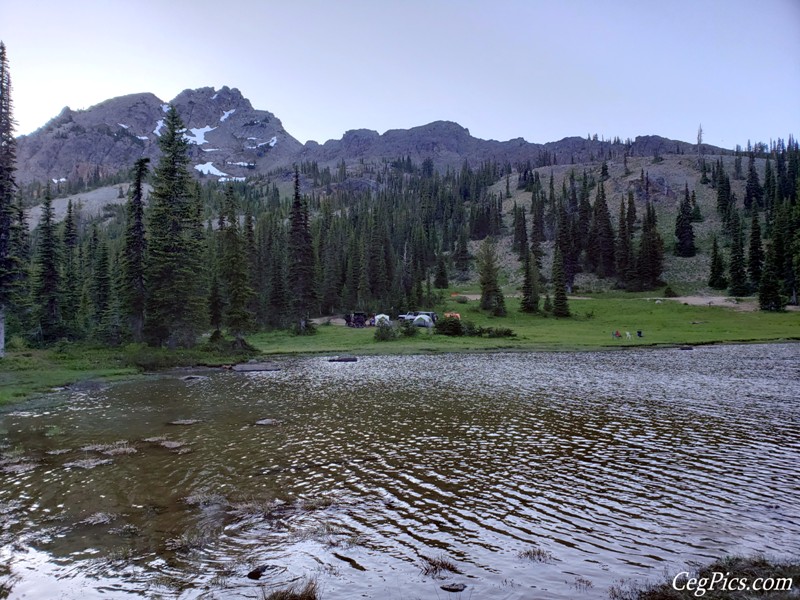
[3,0,799,148]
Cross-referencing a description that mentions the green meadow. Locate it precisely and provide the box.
[1,295,797,406]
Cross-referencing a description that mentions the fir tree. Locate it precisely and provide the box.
[287,166,316,322]
[433,252,448,289]
[219,186,254,341]
[33,186,62,342]
[477,237,505,316]
[586,183,616,277]
[747,211,764,290]
[208,271,223,333]
[551,246,570,317]
[453,227,470,274]
[674,183,696,257]
[743,154,763,211]
[727,212,748,297]
[91,238,111,333]
[144,106,206,348]
[0,42,20,356]
[121,158,149,342]
[634,202,664,290]
[758,246,785,311]
[519,250,539,313]
[707,235,728,289]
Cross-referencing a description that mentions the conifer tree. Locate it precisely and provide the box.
[551,246,570,317]
[0,41,19,356]
[121,158,149,342]
[616,200,632,285]
[727,212,748,296]
[33,186,62,342]
[287,166,316,322]
[433,252,449,289]
[519,250,539,313]
[91,237,111,333]
[707,235,728,289]
[477,237,505,316]
[219,186,254,341]
[586,183,616,277]
[747,211,764,290]
[635,202,664,290]
[743,154,763,212]
[758,245,785,311]
[144,106,206,348]
[453,227,470,274]
[674,183,696,257]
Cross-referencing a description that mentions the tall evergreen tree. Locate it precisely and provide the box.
[33,186,62,342]
[287,166,316,322]
[743,154,763,212]
[747,211,764,290]
[674,183,696,257]
[477,237,505,316]
[433,252,449,289]
[551,246,570,317]
[707,235,728,289]
[144,106,206,348]
[121,158,149,342]
[519,250,540,313]
[0,42,19,356]
[219,186,254,341]
[758,245,785,311]
[727,211,749,296]
[586,183,616,277]
[635,202,664,290]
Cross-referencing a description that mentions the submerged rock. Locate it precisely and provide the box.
[441,582,467,593]
[246,565,268,580]
[168,419,202,426]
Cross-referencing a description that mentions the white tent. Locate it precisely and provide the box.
[412,314,433,328]
[375,313,391,325]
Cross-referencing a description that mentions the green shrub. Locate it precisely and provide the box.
[461,320,482,337]
[663,285,679,298]
[291,319,317,336]
[400,321,418,337]
[453,295,469,304]
[374,323,398,342]
[485,327,516,338]
[434,317,464,337]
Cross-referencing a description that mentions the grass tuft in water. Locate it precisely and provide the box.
[262,578,319,600]
[420,554,463,578]
[518,546,554,563]
[608,555,800,599]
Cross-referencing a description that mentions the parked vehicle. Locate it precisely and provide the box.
[397,311,438,323]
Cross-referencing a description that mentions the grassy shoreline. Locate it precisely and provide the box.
[1,295,798,405]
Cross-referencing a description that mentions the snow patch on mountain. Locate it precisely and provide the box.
[220,109,235,122]
[153,120,165,136]
[194,162,228,177]
[184,126,216,145]
[118,123,129,129]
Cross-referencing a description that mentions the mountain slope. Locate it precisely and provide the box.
[15,86,723,186]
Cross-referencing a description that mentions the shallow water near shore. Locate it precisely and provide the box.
[1,343,799,599]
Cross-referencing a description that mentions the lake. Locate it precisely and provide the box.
[1,343,799,599]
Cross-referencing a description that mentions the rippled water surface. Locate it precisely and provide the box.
[1,344,799,599]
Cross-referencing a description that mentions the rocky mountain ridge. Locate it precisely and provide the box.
[15,86,723,186]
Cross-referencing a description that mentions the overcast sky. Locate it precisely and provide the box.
[2,0,799,148]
